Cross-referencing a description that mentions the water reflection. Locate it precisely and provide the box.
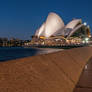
[0,47,63,62]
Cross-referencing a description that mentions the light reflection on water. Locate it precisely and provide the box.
[0,47,63,62]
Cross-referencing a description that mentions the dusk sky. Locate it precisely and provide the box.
[0,0,92,40]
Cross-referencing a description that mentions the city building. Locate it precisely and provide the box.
[31,12,91,46]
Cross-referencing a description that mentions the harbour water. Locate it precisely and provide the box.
[0,47,63,62]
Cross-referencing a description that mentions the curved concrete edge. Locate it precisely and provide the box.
[0,47,92,92]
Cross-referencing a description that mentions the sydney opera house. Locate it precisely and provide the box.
[31,12,91,46]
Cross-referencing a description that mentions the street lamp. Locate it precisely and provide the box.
[84,22,87,26]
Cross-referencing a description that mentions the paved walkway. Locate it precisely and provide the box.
[73,57,92,92]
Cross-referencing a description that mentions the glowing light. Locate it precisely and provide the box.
[85,65,87,70]
[85,38,89,41]
[84,22,87,26]
[40,36,45,39]
[82,40,85,43]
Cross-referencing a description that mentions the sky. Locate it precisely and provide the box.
[0,0,92,40]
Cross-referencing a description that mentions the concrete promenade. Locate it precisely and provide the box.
[73,57,92,92]
[0,47,92,92]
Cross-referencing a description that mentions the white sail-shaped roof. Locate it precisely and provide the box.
[65,19,82,29]
[34,12,86,38]
[35,12,64,38]
[63,19,82,36]
[35,23,45,37]
[67,24,84,38]
[45,12,64,37]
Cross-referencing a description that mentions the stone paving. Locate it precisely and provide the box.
[74,57,92,92]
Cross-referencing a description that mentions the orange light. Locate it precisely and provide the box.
[40,36,45,39]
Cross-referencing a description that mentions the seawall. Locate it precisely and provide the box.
[0,47,92,92]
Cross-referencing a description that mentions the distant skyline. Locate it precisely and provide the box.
[0,0,92,39]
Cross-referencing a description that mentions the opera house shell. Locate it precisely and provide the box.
[34,12,91,40]
[35,12,65,38]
